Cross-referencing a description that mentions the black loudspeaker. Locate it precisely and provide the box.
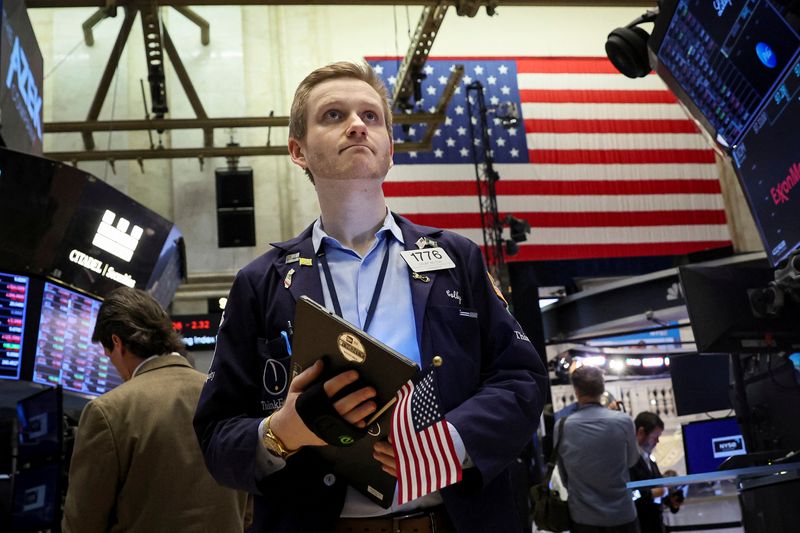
[215,167,256,247]
[215,168,254,208]
[217,209,255,248]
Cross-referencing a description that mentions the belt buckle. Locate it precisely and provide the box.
[390,510,437,533]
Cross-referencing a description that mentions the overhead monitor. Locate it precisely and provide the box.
[730,54,800,266]
[0,148,185,302]
[0,271,29,380]
[682,417,747,474]
[649,0,800,148]
[16,386,62,466]
[0,0,44,156]
[32,282,123,396]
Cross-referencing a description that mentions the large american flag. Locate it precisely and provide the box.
[370,57,732,261]
[391,366,462,504]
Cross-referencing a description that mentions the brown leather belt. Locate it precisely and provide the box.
[334,508,453,533]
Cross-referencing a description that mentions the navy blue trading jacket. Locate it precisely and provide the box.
[193,213,547,533]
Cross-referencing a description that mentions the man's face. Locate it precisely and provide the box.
[288,78,393,183]
[637,426,663,453]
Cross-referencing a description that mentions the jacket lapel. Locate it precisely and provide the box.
[270,224,325,305]
[396,214,443,358]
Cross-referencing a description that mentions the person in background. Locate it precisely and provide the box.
[193,61,547,533]
[555,365,640,533]
[629,411,681,533]
[62,287,246,533]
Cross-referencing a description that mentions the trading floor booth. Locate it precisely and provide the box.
[0,147,186,531]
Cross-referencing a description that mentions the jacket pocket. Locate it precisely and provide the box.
[257,336,292,398]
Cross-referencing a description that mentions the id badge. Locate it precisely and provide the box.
[400,247,456,273]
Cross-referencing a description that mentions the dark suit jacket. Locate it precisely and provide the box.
[63,354,246,533]
[629,454,664,533]
[194,214,547,533]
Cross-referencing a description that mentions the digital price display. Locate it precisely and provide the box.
[172,314,220,351]
[0,272,29,380]
[33,282,123,396]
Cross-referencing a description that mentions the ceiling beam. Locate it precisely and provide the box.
[27,1,655,9]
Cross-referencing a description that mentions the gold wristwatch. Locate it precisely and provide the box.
[261,413,296,459]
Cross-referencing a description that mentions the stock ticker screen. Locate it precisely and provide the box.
[0,272,29,380]
[732,54,800,266]
[656,0,800,146]
[32,282,123,396]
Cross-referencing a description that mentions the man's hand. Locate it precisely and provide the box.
[270,360,377,450]
[373,439,397,477]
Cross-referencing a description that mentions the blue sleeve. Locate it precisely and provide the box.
[193,270,266,493]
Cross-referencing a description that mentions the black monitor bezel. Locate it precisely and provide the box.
[15,385,63,467]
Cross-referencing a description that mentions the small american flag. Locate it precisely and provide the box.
[391,366,462,504]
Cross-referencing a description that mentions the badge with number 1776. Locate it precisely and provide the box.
[400,247,456,273]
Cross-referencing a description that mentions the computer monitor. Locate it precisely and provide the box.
[649,0,800,149]
[10,463,62,532]
[0,271,30,381]
[730,53,800,267]
[649,0,800,267]
[669,353,732,416]
[679,263,800,352]
[683,417,747,475]
[16,386,62,467]
[32,282,123,396]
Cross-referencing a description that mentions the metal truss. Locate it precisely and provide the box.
[466,80,509,296]
[32,0,649,164]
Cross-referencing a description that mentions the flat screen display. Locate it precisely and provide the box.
[654,0,800,147]
[1,0,44,156]
[11,463,62,531]
[16,386,61,465]
[0,271,29,380]
[32,282,123,396]
[731,53,800,266]
[683,417,747,474]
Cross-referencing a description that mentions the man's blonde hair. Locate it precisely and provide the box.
[289,61,394,141]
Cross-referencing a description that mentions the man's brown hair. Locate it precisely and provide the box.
[289,61,393,142]
[92,287,186,359]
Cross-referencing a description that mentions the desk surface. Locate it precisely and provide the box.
[627,462,800,489]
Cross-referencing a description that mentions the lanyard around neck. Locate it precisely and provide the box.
[317,236,392,333]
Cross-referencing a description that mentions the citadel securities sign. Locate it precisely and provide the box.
[771,162,800,205]
[68,249,137,288]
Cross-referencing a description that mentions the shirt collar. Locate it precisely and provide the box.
[131,354,161,378]
[311,207,404,254]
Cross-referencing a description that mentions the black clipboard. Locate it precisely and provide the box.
[290,295,419,508]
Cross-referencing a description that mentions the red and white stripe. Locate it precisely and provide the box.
[392,378,461,505]
[386,57,731,261]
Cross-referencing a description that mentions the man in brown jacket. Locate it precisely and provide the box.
[62,288,246,533]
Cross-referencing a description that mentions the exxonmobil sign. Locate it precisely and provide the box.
[771,162,800,206]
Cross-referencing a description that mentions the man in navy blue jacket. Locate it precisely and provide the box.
[193,61,547,533]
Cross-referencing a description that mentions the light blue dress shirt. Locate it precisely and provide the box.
[311,210,421,367]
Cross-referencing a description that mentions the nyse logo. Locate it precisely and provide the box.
[92,210,143,262]
[5,36,43,141]
[712,435,746,459]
